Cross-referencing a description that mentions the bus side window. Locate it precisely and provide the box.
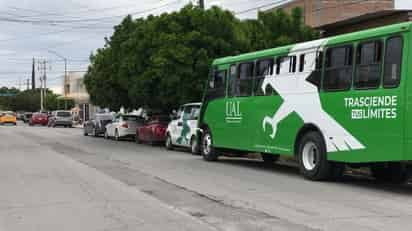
[323,46,353,91]
[354,40,382,89]
[383,36,403,88]
[234,62,254,97]
[299,54,305,72]
[254,58,274,96]
[307,51,323,89]
[207,69,226,99]
[228,64,237,97]
[276,56,296,74]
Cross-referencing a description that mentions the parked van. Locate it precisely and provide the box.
[165,103,201,154]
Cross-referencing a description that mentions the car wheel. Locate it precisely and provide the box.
[115,129,120,141]
[92,128,97,137]
[201,129,218,161]
[190,136,200,155]
[135,132,141,144]
[261,153,280,165]
[165,135,173,150]
[298,131,334,181]
[83,129,88,136]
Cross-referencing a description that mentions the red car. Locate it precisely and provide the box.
[136,115,170,145]
[29,113,49,126]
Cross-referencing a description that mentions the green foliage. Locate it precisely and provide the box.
[85,5,318,113]
[0,87,73,112]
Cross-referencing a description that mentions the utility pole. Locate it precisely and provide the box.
[37,59,50,112]
[31,57,36,90]
[26,78,30,90]
[199,0,204,9]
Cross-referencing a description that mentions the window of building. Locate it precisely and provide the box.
[384,36,403,88]
[354,40,382,89]
[254,58,274,96]
[323,46,353,91]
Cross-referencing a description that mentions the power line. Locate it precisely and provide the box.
[0,0,181,25]
[0,0,181,44]
[235,0,290,15]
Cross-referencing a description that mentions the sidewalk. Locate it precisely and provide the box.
[0,128,215,231]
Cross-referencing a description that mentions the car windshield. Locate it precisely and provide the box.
[34,113,46,117]
[57,112,71,117]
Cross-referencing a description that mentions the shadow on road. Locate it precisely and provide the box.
[216,157,412,195]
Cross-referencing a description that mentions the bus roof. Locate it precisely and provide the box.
[212,21,412,66]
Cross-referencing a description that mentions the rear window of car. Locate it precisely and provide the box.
[96,115,113,121]
[57,112,71,117]
[123,116,143,122]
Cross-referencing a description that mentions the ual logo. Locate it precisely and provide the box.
[226,101,242,123]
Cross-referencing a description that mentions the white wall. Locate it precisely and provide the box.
[395,0,412,10]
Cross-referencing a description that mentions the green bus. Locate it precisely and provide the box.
[198,22,411,182]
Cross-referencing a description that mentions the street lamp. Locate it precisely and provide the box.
[47,49,68,109]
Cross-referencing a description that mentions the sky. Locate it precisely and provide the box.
[0,0,286,94]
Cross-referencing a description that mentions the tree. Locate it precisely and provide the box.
[0,88,73,112]
[84,5,318,113]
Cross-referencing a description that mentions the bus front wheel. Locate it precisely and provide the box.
[201,130,218,161]
[298,131,333,181]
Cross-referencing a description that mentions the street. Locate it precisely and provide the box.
[1,124,412,231]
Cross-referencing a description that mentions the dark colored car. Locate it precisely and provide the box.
[29,113,48,126]
[48,111,73,128]
[22,112,33,123]
[136,115,170,145]
[83,113,114,137]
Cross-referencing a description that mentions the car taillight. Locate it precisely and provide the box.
[154,127,165,136]
[121,123,128,128]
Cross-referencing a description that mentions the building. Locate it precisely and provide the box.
[63,71,96,123]
[267,0,412,36]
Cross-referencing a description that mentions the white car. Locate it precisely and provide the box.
[104,115,144,141]
[165,103,201,154]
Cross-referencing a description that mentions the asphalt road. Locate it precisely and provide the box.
[2,123,412,231]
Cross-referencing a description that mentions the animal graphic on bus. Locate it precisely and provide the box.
[260,39,365,152]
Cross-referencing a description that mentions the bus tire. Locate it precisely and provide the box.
[298,131,332,181]
[201,130,218,161]
[261,153,279,165]
[371,163,408,184]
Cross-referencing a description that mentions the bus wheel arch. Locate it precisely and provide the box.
[294,124,322,157]
[295,124,345,181]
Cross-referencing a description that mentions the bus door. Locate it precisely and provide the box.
[222,63,255,150]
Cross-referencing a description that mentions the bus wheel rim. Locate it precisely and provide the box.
[203,134,211,155]
[302,142,318,171]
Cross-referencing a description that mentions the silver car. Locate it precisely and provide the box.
[48,111,73,128]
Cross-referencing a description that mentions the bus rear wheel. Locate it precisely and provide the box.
[201,130,218,161]
[371,163,408,184]
[298,131,333,181]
